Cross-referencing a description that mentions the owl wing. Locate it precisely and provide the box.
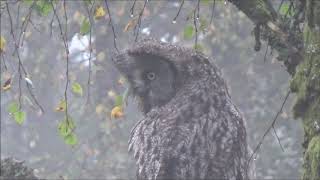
[129,96,249,180]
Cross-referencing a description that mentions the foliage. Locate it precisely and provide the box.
[8,102,26,125]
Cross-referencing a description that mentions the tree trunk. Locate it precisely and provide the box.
[290,0,320,179]
[230,0,320,179]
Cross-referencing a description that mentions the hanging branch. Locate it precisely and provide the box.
[1,53,8,71]
[104,0,119,52]
[193,3,199,49]
[6,1,44,113]
[62,0,70,124]
[209,0,216,26]
[84,1,95,105]
[254,23,261,51]
[134,0,148,42]
[263,41,270,62]
[49,5,56,37]
[51,0,70,124]
[247,90,290,170]
[130,0,137,17]
[196,0,200,20]
[15,1,21,30]
[13,0,36,55]
[172,0,184,23]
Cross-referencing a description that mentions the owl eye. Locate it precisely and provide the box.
[146,72,156,81]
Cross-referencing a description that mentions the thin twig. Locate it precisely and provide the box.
[15,1,21,30]
[51,0,70,123]
[84,1,95,105]
[6,1,44,112]
[264,40,269,62]
[134,0,148,42]
[172,0,184,23]
[209,0,216,26]
[193,8,198,49]
[63,0,70,125]
[130,0,137,17]
[26,83,45,113]
[16,0,36,52]
[196,0,200,20]
[1,53,8,71]
[6,1,23,110]
[247,90,290,169]
[104,0,119,52]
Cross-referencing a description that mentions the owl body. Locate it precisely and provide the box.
[113,39,250,179]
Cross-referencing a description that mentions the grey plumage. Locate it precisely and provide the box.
[0,158,39,179]
[112,39,250,180]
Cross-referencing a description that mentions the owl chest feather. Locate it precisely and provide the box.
[129,86,249,180]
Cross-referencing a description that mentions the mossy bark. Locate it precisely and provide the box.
[230,0,320,179]
[290,1,320,179]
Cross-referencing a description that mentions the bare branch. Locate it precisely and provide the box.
[193,2,199,49]
[172,0,184,24]
[247,90,290,170]
[209,0,216,26]
[130,0,137,17]
[104,0,119,52]
[84,1,95,105]
[6,1,43,112]
[51,0,70,123]
[63,0,70,124]
[134,0,147,42]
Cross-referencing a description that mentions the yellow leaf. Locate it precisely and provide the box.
[123,19,137,32]
[94,6,106,19]
[0,36,6,53]
[110,106,124,119]
[2,77,11,91]
[55,100,66,112]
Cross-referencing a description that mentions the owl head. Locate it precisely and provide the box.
[112,38,222,114]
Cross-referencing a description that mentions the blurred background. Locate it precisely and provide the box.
[0,1,304,179]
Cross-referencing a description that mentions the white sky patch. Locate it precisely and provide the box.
[68,33,96,67]
[141,27,151,36]
[160,33,170,43]
[172,35,179,43]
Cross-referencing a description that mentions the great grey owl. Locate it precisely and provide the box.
[0,158,39,179]
[112,39,250,179]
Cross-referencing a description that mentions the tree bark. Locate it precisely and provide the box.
[230,0,320,179]
[290,0,320,179]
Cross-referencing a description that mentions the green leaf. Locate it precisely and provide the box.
[279,2,293,16]
[35,0,53,17]
[115,95,123,107]
[58,116,75,137]
[72,82,83,96]
[80,18,90,35]
[8,102,19,114]
[64,133,78,145]
[183,25,194,40]
[13,111,26,125]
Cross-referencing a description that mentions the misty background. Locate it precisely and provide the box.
[0,1,303,179]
